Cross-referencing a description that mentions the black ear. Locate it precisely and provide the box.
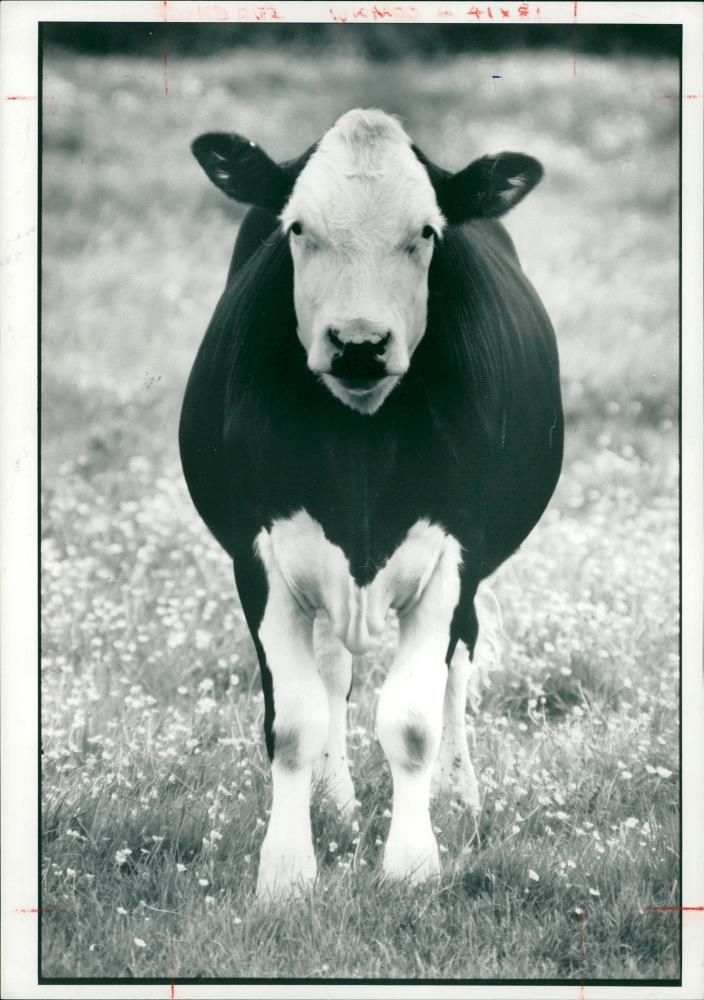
[413,146,543,225]
[192,132,312,215]
[447,153,543,221]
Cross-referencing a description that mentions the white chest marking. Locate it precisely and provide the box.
[255,510,460,656]
[253,511,464,898]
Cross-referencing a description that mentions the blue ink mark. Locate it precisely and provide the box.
[492,75,502,79]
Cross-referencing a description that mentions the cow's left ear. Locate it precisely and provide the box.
[413,146,542,224]
[192,132,311,215]
[423,151,542,225]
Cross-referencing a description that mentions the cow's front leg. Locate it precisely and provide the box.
[373,522,462,883]
[255,532,329,901]
[312,614,356,817]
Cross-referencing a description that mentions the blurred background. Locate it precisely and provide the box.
[40,22,681,978]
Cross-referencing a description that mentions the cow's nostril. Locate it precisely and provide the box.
[327,328,343,350]
[373,333,391,356]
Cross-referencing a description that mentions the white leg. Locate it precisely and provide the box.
[373,522,462,883]
[312,613,356,817]
[255,530,329,901]
[431,640,480,811]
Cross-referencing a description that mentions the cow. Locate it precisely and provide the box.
[180,108,563,900]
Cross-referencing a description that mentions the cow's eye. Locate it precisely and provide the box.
[421,225,435,240]
[290,221,303,236]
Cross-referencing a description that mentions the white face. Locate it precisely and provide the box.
[280,110,445,415]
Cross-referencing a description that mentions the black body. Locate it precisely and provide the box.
[180,174,563,760]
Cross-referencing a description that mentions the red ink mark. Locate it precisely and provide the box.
[238,4,283,19]
[517,2,530,16]
[487,5,494,17]
[468,5,482,19]
[6,95,38,100]
[330,3,417,21]
[652,905,704,911]
[572,0,578,77]
[15,907,55,913]
[171,979,175,999]
[664,94,704,100]
[500,7,510,16]
[369,5,392,19]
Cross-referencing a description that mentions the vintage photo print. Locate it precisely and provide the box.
[2,2,703,998]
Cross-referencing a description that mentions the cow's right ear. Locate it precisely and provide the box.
[191,133,292,215]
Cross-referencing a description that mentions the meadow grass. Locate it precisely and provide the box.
[41,44,679,980]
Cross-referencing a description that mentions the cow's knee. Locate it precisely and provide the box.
[270,678,330,771]
[377,679,443,777]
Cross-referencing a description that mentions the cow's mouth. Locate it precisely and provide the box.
[320,372,399,414]
[335,376,383,393]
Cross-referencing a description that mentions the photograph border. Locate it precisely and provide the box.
[2,2,702,998]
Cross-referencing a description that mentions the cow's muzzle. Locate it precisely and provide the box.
[328,333,390,382]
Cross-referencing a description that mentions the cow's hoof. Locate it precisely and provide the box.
[255,844,317,902]
[382,829,441,884]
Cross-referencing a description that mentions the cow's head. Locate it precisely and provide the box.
[193,109,543,414]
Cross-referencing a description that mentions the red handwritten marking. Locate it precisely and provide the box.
[15,907,55,913]
[329,4,418,20]
[572,0,578,77]
[664,94,703,100]
[361,5,392,18]
[326,1,548,20]
[237,4,283,19]
[652,905,704,911]
[171,979,175,999]
[6,95,38,100]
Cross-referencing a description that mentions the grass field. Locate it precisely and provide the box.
[40,42,680,980]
